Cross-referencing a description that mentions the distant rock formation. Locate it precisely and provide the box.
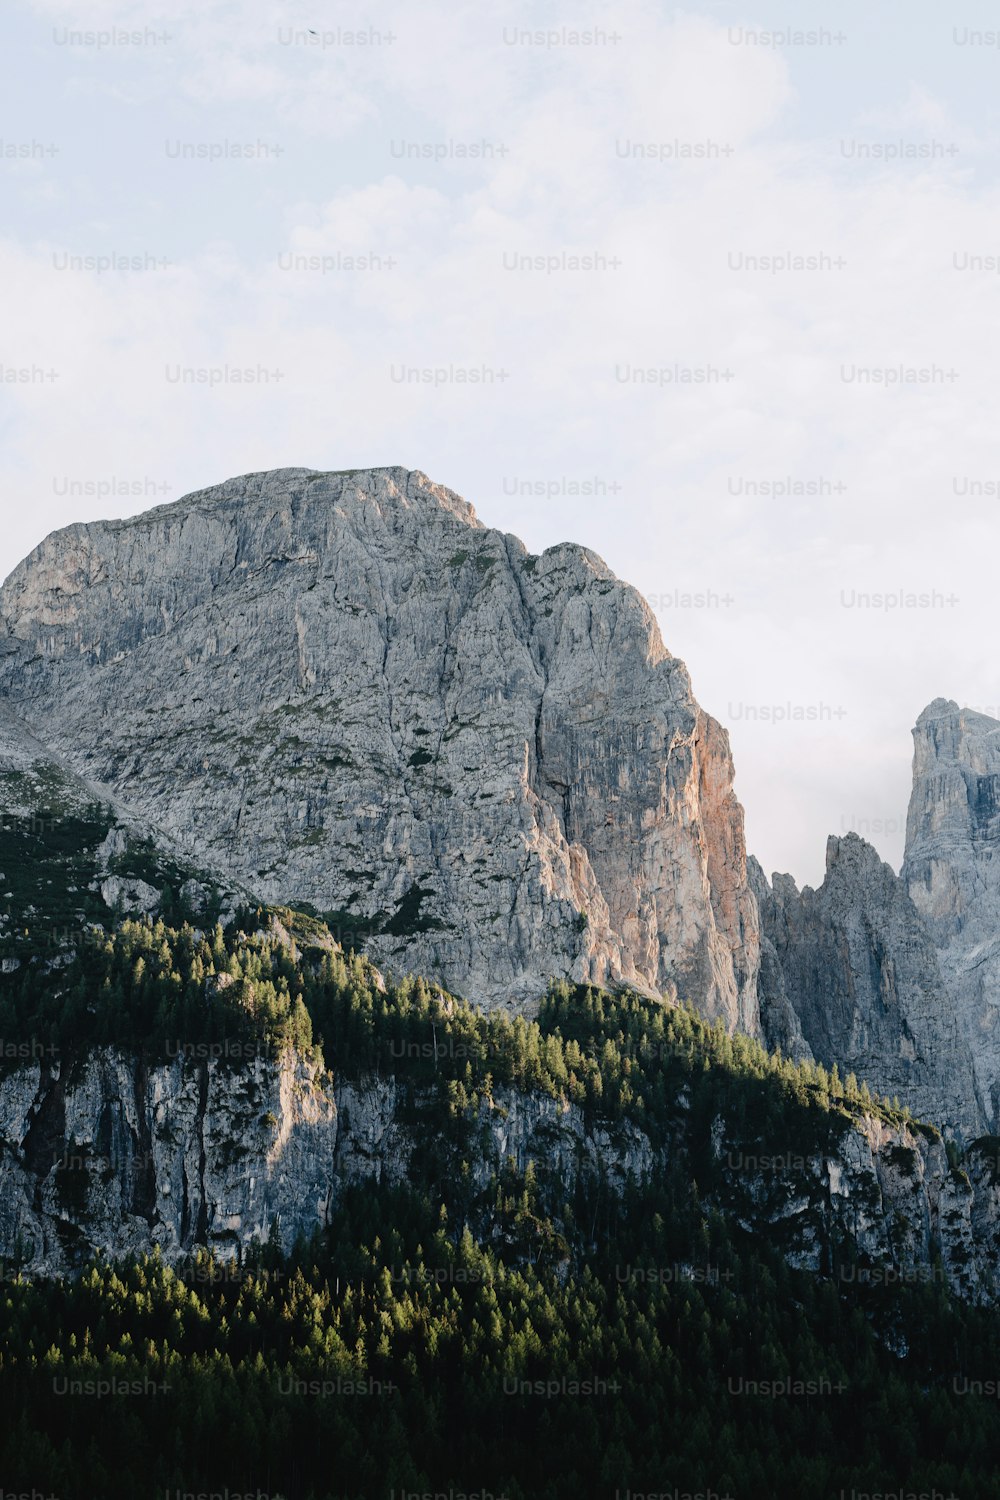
[752,695,1000,1138]
[753,834,983,1138]
[903,699,1000,1124]
[6,467,1000,1142]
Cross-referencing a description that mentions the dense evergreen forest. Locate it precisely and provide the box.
[1,910,999,1496]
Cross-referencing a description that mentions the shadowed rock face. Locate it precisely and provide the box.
[0,1055,661,1278]
[0,466,761,1024]
[4,1048,1000,1304]
[753,833,984,1140]
[0,700,242,948]
[903,699,1000,1124]
[753,697,1000,1140]
[746,856,813,1065]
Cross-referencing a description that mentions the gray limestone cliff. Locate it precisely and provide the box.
[0,1048,655,1278]
[3,1045,999,1304]
[752,833,983,1139]
[903,698,1000,1124]
[0,698,243,955]
[746,856,813,1064]
[755,699,1000,1139]
[0,466,760,1028]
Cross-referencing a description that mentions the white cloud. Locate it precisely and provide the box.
[6,0,1000,885]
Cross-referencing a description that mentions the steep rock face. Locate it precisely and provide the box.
[746,856,813,1063]
[0,1052,656,1278]
[0,1049,339,1276]
[753,834,983,1138]
[903,698,1000,1124]
[3,1047,999,1302]
[710,1109,1000,1305]
[0,466,760,1026]
[0,700,242,960]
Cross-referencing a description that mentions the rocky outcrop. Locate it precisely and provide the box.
[0,1049,657,1278]
[746,856,813,1063]
[753,833,983,1139]
[710,1107,1000,1305]
[0,1048,338,1275]
[4,1044,1000,1303]
[0,466,761,1026]
[0,701,242,959]
[903,699,1000,1125]
[754,696,1000,1137]
[752,697,1000,1139]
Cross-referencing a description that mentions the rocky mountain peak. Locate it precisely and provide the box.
[902,698,1000,1123]
[755,700,1000,1136]
[907,698,1000,861]
[824,829,879,876]
[753,828,983,1137]
[0,466,758,1025]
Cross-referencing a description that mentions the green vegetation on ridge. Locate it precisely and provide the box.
[0,910,925,1146]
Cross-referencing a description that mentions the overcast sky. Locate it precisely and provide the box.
[3,0,1000,888]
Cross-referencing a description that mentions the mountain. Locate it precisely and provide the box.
[904,698,1000,1124]
[0,466,761,1027]
[752,834,983,1138]
[5,466,999,1140]
[8,468,1000,1492]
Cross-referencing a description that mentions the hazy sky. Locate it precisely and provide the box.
[4,0,1000,888]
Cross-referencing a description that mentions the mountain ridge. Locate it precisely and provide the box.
[0,465,757,1026]
[2,464,999,1140]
